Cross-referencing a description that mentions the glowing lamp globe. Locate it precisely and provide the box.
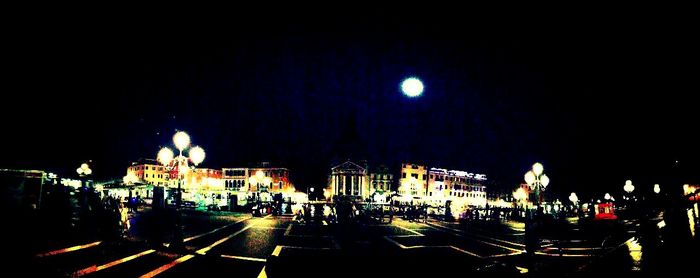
[524,171,536,186]
[189,146,205,165]
[173,131,191,151]
[540,174,550,188]
[401,77,424,97]
[157,147,174,166]
[532,163,544,176]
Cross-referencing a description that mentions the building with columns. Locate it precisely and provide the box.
[328,160,370,200]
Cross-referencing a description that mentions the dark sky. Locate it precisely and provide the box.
[4,8,699,200]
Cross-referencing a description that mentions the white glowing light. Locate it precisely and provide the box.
[401,77,424,97]
[624,180,635,193]
[524,171,536,186]
[189,146,205,165]
[157,147,174,166]
[654,184,660,194]
[173,131,191,151]
[540,174,550,188]
[569,192,578,204]
[532,163,544,176]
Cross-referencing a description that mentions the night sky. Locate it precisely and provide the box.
[4,8,698,200]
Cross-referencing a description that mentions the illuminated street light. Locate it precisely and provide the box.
[569,192,579,204]
[654,184,661,194]
[157,131,204,250]
[524,162,549,206]
[173,131,190,151]
[76,163,92,176]
[401,77,424,97]
[624,180,635,193]
[604,193,611,200]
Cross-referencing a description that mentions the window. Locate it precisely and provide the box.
[412,164,419,169]
[411,173,418,179]
[402,173,406,178]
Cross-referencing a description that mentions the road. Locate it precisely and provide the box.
[30,210,640,277]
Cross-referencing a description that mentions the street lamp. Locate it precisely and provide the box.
[624,180,635,194]
[569,192,579,205]
[524,162,550,207]
[307,187,315,201]
[157,131,205,249]
[654,184,661,194]
[76,163,92,177]
[401,77,424,98]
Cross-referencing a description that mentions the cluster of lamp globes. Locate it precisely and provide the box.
[157,131,206,171]
[76,163,92,176]
[524,162,550,189]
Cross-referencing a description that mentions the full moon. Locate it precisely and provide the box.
[401,77,424,97]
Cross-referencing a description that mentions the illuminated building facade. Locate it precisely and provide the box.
[125,159,168,186]
[398,163,428,198]
[328,161,370,200]
[370,165,393,193]
[222,166,293,193]
[428,167,487,207]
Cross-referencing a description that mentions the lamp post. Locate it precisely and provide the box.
[308,187,315,201]
[569,192,579,216]
[653,184,661,194]
[76,163,93,223]
[524,162,550,208]
[513,187,527,218]
[157,131,205,249]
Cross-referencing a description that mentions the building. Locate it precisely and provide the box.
[398,163,428,198]
[328,160,370,200]
[222,168,248,192]
[370,165,393,194]
[427,167,487,207]
[221,163,294,203]
[222,165,293,194]
[125,159,168,186]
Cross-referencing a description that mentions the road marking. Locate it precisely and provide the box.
[196,223,255,255]
[36,241,102,257]
[485,251,524,258]
[284,224,293,236]
[139,254,194,278]
[251,226,287,230]
[196,215,270,255]
[392,222,424,236]
[72,217,250,275]
[448,246,483,258]
[220,254,267,262]
[257,266,267,278]
[384,236,482,258]
[384,236,408,249]
[534,251,593,257]
[164,216,251,247]
[425,221,525,250]
[272,245,283,256]
[73,249,156,277]
[183,216,251,242]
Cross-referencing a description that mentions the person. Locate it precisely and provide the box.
[119,202,130,236]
